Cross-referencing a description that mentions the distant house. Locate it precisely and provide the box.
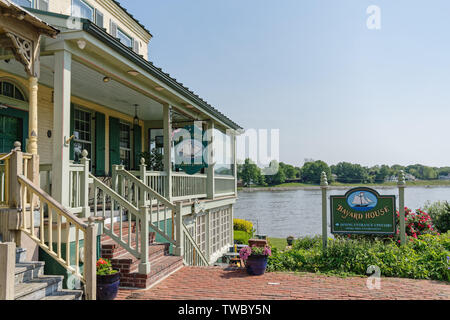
[385,173,416,182]
[439,174,450,180]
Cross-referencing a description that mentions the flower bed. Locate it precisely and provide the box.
[267,232,450,282]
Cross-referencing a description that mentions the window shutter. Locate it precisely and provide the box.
[109,116,120,172]
[133,124,142,169]
[133,39,139,54]
[110,21,118,38]
[95,10,104,28]
[70,104,75,161]
[95,112,106,176]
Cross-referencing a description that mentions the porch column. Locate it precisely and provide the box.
[27,77,39,155]
[206,121,215,199]
[52,50,72,207]
[163,104,172,201]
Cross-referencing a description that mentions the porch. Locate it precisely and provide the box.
[0,6,240,300]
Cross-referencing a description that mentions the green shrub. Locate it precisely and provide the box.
[267,233,450,282]
[424,201,450,233]
[233,219,254,234]
[293,235,323,250]
[234,230,251,245]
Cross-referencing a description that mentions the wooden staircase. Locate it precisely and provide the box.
[14,248,83,300]
[100,223,183,289]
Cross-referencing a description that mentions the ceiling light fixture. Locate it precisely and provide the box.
[103,76,111,83]
[127,70,139,76]
[133,104,139,125]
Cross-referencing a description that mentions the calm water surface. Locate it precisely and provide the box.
[234,187,450,238]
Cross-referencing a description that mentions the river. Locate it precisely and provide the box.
[234,186,450,238]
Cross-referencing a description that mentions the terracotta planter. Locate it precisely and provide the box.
[97,272,120,300]
[245,255,268,276]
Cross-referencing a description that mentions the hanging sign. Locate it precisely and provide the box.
[173,125,208,175]
[330,187,396,235]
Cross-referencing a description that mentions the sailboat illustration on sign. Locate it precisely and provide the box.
[352,192,374,208]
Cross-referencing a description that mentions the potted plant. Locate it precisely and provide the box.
[286,236,295,246]
[239,245,272,276]
[96,258,120,300]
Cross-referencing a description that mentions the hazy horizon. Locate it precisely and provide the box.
[120,0,450,168]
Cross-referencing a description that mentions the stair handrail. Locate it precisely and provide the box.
[182,222,209,266]
[114,167,175,210]
[16,174,96,300]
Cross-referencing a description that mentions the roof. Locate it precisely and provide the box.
[82,20,242,130]
[111,0,152,38]
[0,0,59,38]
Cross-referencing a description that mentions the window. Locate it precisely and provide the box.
[12,0,32,8]
[117,28,132,48]
[0,81,26,101]
[72,0,94,21]
[73,108,92,163]
[119,122,131,169]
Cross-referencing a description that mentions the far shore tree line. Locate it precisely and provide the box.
[237,159,450,187]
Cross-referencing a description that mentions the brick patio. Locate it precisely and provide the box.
[116,266,450,300]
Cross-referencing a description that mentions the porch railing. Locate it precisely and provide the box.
[172,172,207,201]
[214,175,236,197]
[95,160,178,274]
[17,174,96,300]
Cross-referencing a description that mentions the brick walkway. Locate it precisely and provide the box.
[116,266,450,300]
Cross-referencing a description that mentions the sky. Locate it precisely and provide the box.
[119,0,450,168]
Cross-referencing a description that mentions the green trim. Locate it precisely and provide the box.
[109,116,120,174]
[95,112,106,176]
[133,124,141,170]
[0,106,28,150]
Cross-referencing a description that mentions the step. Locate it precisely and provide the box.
[101,235,168,260]
[15,261,45,285]
[119,255,184,289]
[14,275,64,300]
[108,244,167,274]
[41,290,83,300]
[16,248,27,263]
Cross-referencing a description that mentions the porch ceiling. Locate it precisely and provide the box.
[1,55,189,122]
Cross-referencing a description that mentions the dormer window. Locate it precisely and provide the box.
[117,28,132,48]
[11,0,48,11]
[12,0,32,8]
[72,0,94,21]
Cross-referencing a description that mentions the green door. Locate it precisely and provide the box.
[0,114,22,153]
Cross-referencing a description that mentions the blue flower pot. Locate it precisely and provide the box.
[245,255,268,276]
[97,272,120,300]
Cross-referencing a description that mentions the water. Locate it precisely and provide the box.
[234,187,450,238]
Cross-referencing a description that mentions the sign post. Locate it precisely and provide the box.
[320,172,328,249]
[398,170,406,245]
